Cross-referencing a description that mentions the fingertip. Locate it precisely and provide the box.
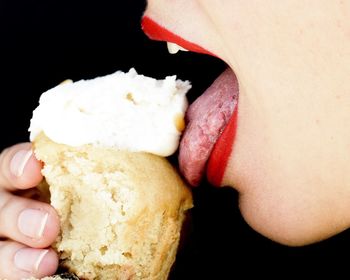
[35,248,59,278]
[19,151,44,189]
[0,242,59,279]
[14,247,58,279]
[22,203,61,249]
[0,143,43,191]
[41,206,61,248]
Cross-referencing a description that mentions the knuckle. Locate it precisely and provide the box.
[0,241,19,279]
[0,194,14,236]
[0,147,10,157]
[0,240,7,250]
[0,193,13,220]
[0,148,13,189]
[0,240,13,251]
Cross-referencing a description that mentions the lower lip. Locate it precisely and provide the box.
[206,106,238,187]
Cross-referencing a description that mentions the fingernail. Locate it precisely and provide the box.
[10,149,33,177]
[14,248,49,272]
[18,209,49,239]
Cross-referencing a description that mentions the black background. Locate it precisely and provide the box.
[1,0,349,278]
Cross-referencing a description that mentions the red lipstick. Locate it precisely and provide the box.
[142,16,238,188]
[141,16,214,56]
[207,107,238,187]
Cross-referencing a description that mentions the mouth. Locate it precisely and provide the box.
[141,16,239,187]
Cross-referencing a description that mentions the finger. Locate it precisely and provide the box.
[0,241,58,280]
[0,143,43,191]
[0,191,60,248]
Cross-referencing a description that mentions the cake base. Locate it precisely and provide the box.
[33,134,193,280]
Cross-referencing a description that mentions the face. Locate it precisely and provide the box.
[143,0,350,246]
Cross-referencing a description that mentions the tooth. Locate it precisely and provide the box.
[60,79,73,85]
[167,42,189,54]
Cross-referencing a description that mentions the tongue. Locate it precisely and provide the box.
[179,68,239,186]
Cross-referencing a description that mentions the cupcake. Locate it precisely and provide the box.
[29,69,193,280]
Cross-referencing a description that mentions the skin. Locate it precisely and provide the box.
[1,0,350,278]
[0,144,59,279]
[145,0,350,245]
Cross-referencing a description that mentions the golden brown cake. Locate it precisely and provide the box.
[33,133,192,280]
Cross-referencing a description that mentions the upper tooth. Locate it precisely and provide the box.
[167,42,189,54]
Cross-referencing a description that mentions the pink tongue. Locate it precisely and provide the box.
[179,68,239,186]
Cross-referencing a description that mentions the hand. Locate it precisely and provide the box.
[0,143,60,280]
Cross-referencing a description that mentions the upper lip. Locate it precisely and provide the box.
[141,16,216,57]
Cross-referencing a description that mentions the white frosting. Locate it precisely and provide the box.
[29,69,190,156]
